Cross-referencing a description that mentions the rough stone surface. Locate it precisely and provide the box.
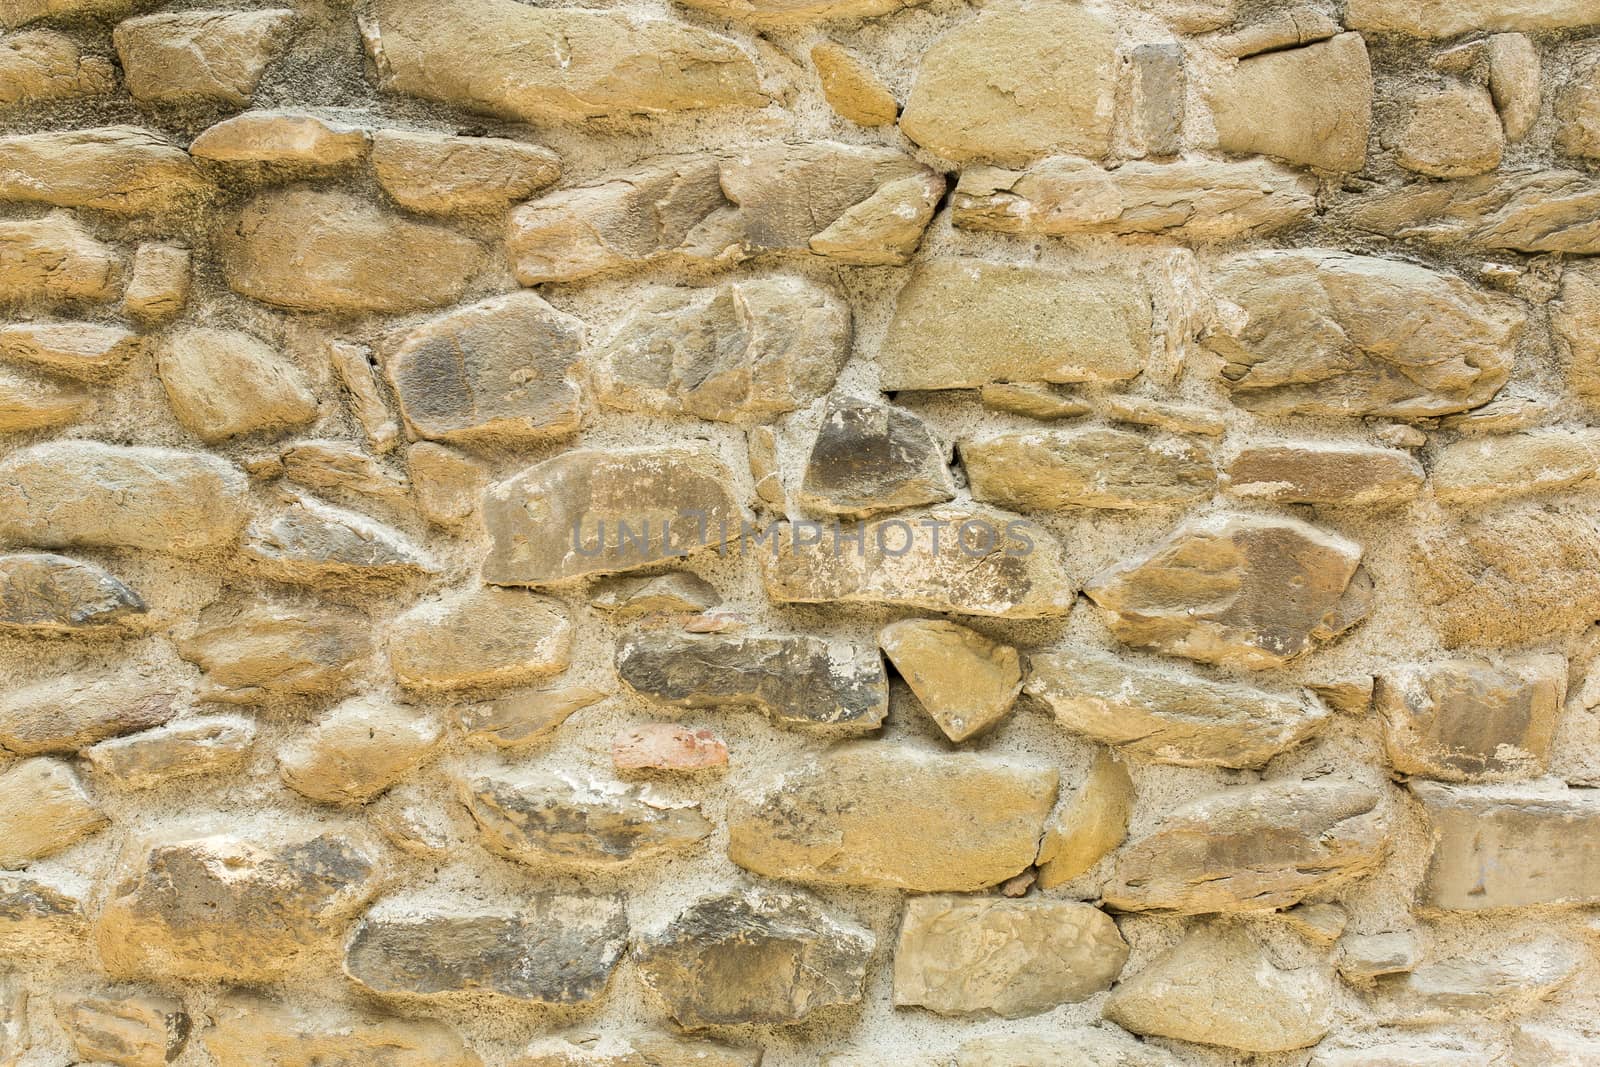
[278,699,441,806]
[0,757,106,867]
[1224,442,1424,506]
[0,126,208,214]
[879,619,1020,741]
[0,670,172,754]
[1036,752,1132,888]
[799,396,952,517]
[1208,34,1372,171]
[0,321,137,379]
[1431,430,1600,503]
[1369,937,1579,1025]
[114,10,292,105]
[176,599,371,704]
[58,992,190,1067]
[1393,88,1504,177]
[0,29,112,104]
[389,587,572,692]
[407,442,485,527]
[963,428,1215,511]
[613,724,728,771]
[1344,168,1600,254]
[0,873,86,956]
[159,326,317,443]
[1347,0,1600,37]
[0,551,144,631]
[454,685,606,749]
[242,494,435,588]
[371,129,560,214]
[188,110,368,169]
[82,714,256,789]
[202,994,479,1067]
[813,42,897,126]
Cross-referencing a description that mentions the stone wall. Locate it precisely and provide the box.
[3,0,1600,1063]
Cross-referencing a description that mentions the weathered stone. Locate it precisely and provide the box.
[879,619,1020,742]
[1311,675,1377,716]
[82,715,256,789]
[1224,442,1424,506]
[0,365,86,430]
[1281,902,1349,945]
[0,213,120,305]
[1440,391,1548,434]
[0,441,248,552]
[1104,925,1334,1053]
[1556,266,1600,406]
[1104,779,1388,913]
[1213,6,1339,58]
[1370,936,1579,1025]
[1205,250,1521,419]
[459,771,711,867]
[344,897,627,1003]
[592,276,849,426]
[1414,505,1600,648]
[0,552,144,632]
[1208,34,1371,171]
[202,994,479,1067]
[0,873,85,955]
[0,322,136,379]
[407,443,485,527]
[0,30,112,104]
[1378,656,1565,782]
[159,327,318,443]
[1489,33,1541,141]
[1085,513,1369,670]
[1129,41,1183,156]
[0,126,207,215]
[483,449,742,585]
[894,897,1126,1018]
[954,157,1315,240]
[97,830,384,980]
[1432,430,1600,503]
[1338,930,1419,982]
[189,110,368,169]
[762,505,1075,619]
[812,42,896,126]
[219,188,481,313]
[957,1028,1181,1067]
[963,428,1214,511]
[1345,168,1600,254]
[279,699,440,806]
[372,129,560,214]
[453,686,607,749]
[617,630,887,733]
[633,889,872,1028]
[365,0,762,123]
[0,978,22,1064]
[799,397,952,517]
[748,424,786,506]
[1347,0,1600,36]
[978,382,1089,420]
[1311,1040,1497,1067]
[385,291,583,444]
[613,724,728,771]
[900,3,1117,165]
[58,992,189,1067]
[1036,751,1132,889]
[326,339,398,453]
[115,9,292,104]
[278,440,406,501]
[0,672,171,756]
[1512,1025,1600,1067]
[388,587,572,692]
[730,744,1057,891]
[592,572,720,618]
[176,599,372,704]
[369,795,456,860]
[879,259,1150,390]
[517,1033,757,1067]
[122,242,188,325]
[1392,88,1503,177]
[243,494,434,588]
[1026,647,1330,768]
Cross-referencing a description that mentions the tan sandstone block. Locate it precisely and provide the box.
[388,587,572,692]
[58,992,190,1067]
[1391,88,1504,177]
[1208,33,1372,172]
[371,129,560,214]
[176,599,372,704]
[879,619,1020,741]
[189,110,369,169]
[0,126,208,214]
[203,994,479,1067]
[1224,442,1424,506]
[0,758,106,868]
[0,213,120,305]
[115,9,292,104]
[1378,656,1566,781]
[0,30,113,105]
[1431,429,1600,503]
[812,43,896,126]
[279,699,441,806]
[159,326,318,443]
[963,428,1215,511]
[1036,751,1133,888]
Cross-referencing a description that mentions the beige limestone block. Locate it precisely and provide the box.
[1337,930,1418,983]
[1347,0,1600,37]
[0,874,86,956]
[0,367,86,431]
[279,699,440,806]
[963,428,1215,511]
[1557,264,1600,403]
[453,685,606,749]
[389,587,571,692]
[188,110,368,169]
[879,619,1020,741]
[1392,88,1504,177]
[812,42,896,126]
[159,326,318,443]
[1345,167,1600,254]
[176,599,372,704]
[242,494,435,588]
[0,126,208,214]
[592,572,720,618]
[979,382,1090,420]
[121,243,188,325]
[1488,33,1541,140]
[278,440,406,501]
[1432,429,1600,503]
[371,129,560,214]
[0,322,136,379]
[325,339,398,453]
[0,758,106,868]
[202,994,480,1067]
[115,9,292,104]
[1036,751,1132,888]
[1224,442,1424,506]
[1369,936,1578,1025]
[407,442,486,527]
[1208,33,1372,171]
[0,30,113,105]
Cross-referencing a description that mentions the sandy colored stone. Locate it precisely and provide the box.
[121,242,188,325]
[279,699,440,806]
[0,671,171,755]
[729,744,1057,891]
[1489,33,1541,141]
[617,630,887,734]
[1207,249,1522,418]
[592,276,850,426]
[1085,513,1369,670]
[0,873,85,956]
[748,424,785,507]
[964,428,1214,511]
[953,157,1315,240]
[345,896,627,1003]
[879,619,1020,741]
[1432,429,1600,503]
[879,259,1149,390]
[1337,931,1418,983]
[0,552,144,632]
[633,889,872,1028]
[800,397,952,517]
[0,978,22,1065]
[82,715,256,789]
[453,686,607,749]
[894,897,1126,1018]
[0,30,113,104]
[1348,0,1600,36]
[1213,6,1339,58]
[0,126,207,214]
[1224,442,1424,506]
[516,1034,757,1067]
[978,382,1089,420]
[1104,925,1333,1053]
[115,9,291,104]
[58,992,189,1067]
[1311,675,1376,716]
[1104,779,1387,913]
[613,724,727,771]
[957,1028,1181,1067]
[203,994,480,1067]
[371,129,560,214]
[176,599,371,704]
[1392,88,1504,177]
[1097,398,1221,437]
[278,440,406,501]
[1513,1025,1600,1067]
[1345,167,1600,254]
[159,326,317,443]
[1208,33,1370,171]
[0,757,106,868]
[0,365,86,429]
[0,441,248,553]
[99,830,383,981]
[1370,936,1578,1025]
[1557,264,1600,403]
[483,449,742,585]
[592,573,720,618]
[1026,647,1330,768]
[0,213,120,305]
[189,110,368,169]
[325,339,398,452]
[459,770,711,868]
[388,587,572,692]
[1036,751,1132,889]
[407,443,485,527]
[242,494,434,589]
[1441,391,1548,435]
[812,42,896,126]
[219,188,481,313]
[0,322,136,380]
[900,3,1117,165]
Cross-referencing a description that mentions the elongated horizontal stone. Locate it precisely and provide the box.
[1431,430,1600,503]
[189,110,368,169]
[879,259,1150,390]
[1344,168,1600,254]
[729,744,1058,891]
[82,715,256,789]
[0,552,144,632]
[617,630,888,733]
[116,10,293,105]
[0,670,172,754]
[177,599,371,704]
[279,700,441,806]
[371,129,561,214]
[1347,0,1600,36]
[1025,647,1330,768]
[0,366,87,430]
[242,495,436,588]
[0,322,136,379]
[963,428,1215,510]
[453,685,605,749]
[1368,936,1578,1026]
[203,994,478,1067]
[58,991,190,1067]
[1378,656,1565,782]
[0,29,114,105]
[953,157,1316,240]
[761,506,1076,619]
[0,126,207,214]
[389,587,572,692]
[1104,779,1389,914]
[0,213,121,305]
[1224,442,1424,506]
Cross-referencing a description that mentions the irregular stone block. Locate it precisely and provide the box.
[879,259,1150,390]
[800,397,952,517]
[1213,6,1338,57]
[0,671,171,755]
[0,873,86,955]
[613,724,728,771]
[729,744,1058,891]
[1369,936,1578,1025]
[812,42,896,126]
[1224,442,1424,506]
[0,552,144,632]
[1344,168,1600,254]
[1432,430,1600,503]
[1035,751,1132,888]
[518,1033,757,1067]
[592,276,850,426]
[0,126,207,215]
[1085,513,1370,670]
[1347,0,1600,36]
[188,110,368,169]
[978,382,1089,420]
[953,157,1315,240]
[278,440,406,501]
[1103,779,1388,914]
[407,443,485,527]
[957,1029,1181,1067]
[1026,647,1330,768]
[1130,41,1183,156]
[633,889,872,1027]
[0,213,120,305]
[459,771,712,868]
[371,129,560,214]
[121,242,188,325]
[893,897,1127,1017]
[388,587,572,692]
[326,339,398,452]
[963,428,1214,511]
[159,326,317,443]
[453,686,606,749]
[1337,931,1419,983]
[879,619,1020,742]
[1378,656,1565,782]
[1513,1025,1600,1067]
[591,572,720,618]
[58,992,190,1067]
[242,494,435,588]
[279,699,441,806]
[1392,87,1503,178]
[344,897,627,1003]
[1489,33,1541,141]
[202,994,479,1067]
[1207,33,1371,172]
[219,188,482,313]
[81,715,256,790]
[0,366,86,430]
[0,322,136,379]
[115,9,292,104]
[176,599,372,704]
[0,30,113,105]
